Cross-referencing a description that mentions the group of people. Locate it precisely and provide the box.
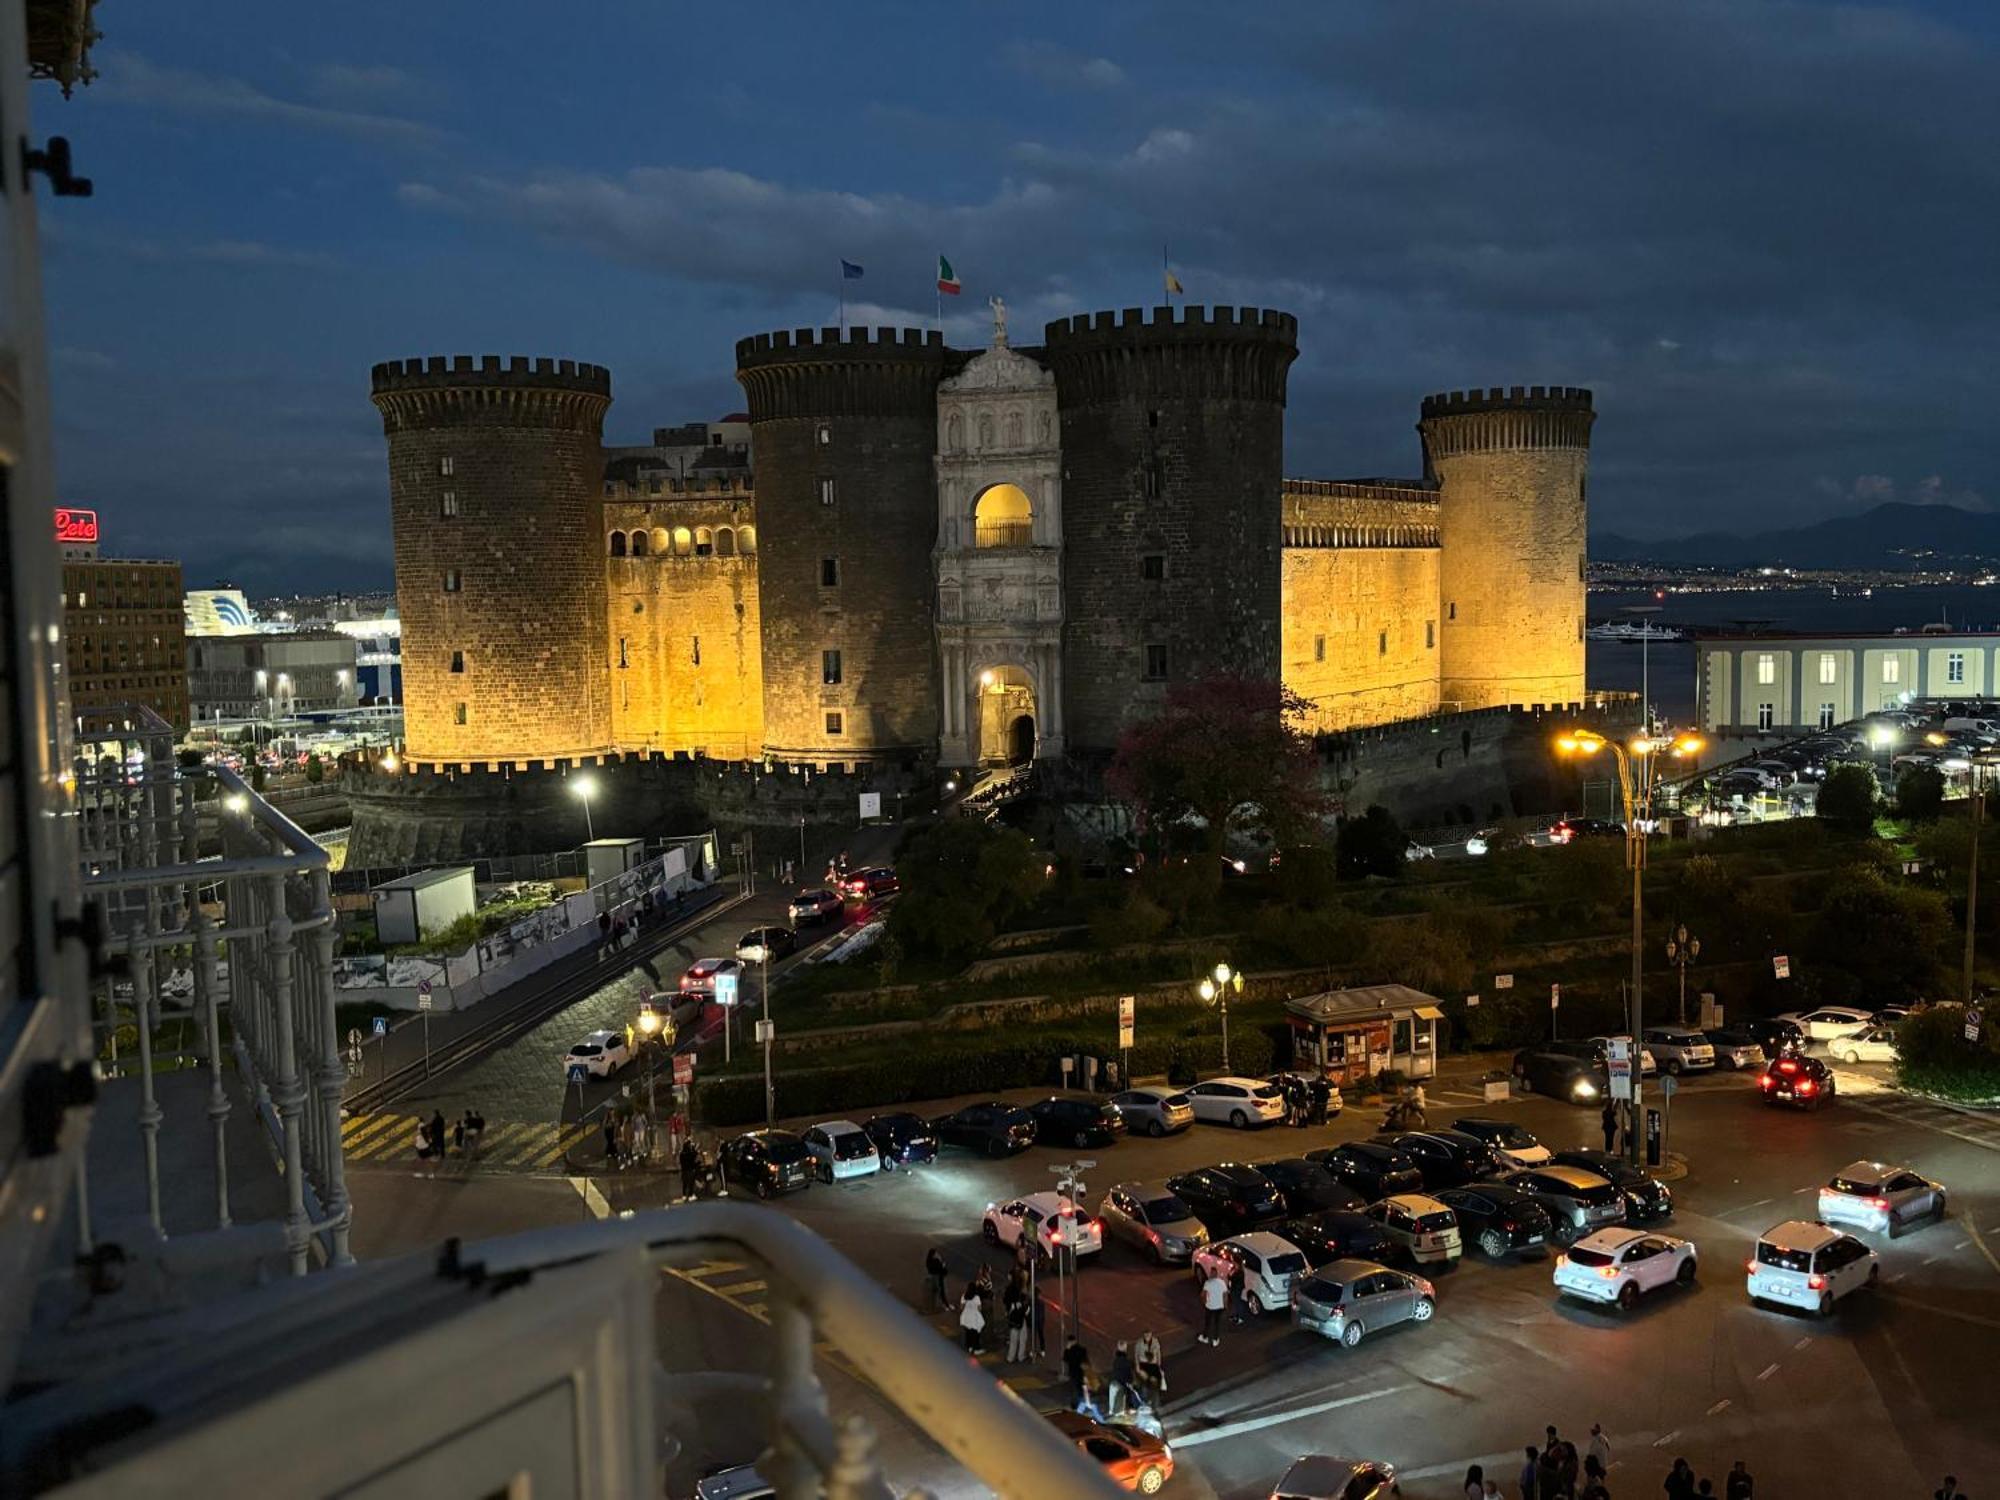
[1474,1427,1753,1499]
[413,1106,484,1161]
[1278,1070,1338,1127]
[1381,1081,1429,1131]
[593,885,691,964]
[1062,1333,1165,1423]
[600,1106,653,1168]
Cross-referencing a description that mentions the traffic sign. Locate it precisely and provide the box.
[1495,974,1514,990]
[416,993,432,1012]
[715,971,739,1007]
[755,1018,775,1044]
[673,1053,694,1085]
[1465,993,1480,1008]
[1773,955,1791,980]
[567,1064,588,1085]
[418,978,432,995]
[1658,1073,1679,1098]
[372,1015,388,1037]
[1550,984,1561,1010]
[1118,993,1135,1050]
[1966,1007,1984,1044]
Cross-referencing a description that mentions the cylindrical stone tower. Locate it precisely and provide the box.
[1421,385,1594,712]
[1043,305,1299,753]
[735,325,948,763]
[371,354,613,765]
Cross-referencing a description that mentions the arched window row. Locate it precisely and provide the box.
[607,525,756,558]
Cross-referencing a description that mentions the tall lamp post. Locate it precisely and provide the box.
[1198,962,1245,1073]
[1556,727,1704,1164]
[571,773,598,842]
[1665,923,1701,1027]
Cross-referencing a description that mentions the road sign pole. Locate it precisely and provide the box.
[762,949,774,1127]
[422,1008,431,1077]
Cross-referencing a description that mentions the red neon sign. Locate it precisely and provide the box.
[53,507,99,544]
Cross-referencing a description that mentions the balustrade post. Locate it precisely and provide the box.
[129,918,164,1239]
[193,904,231,1229]
[309,867,354,1263]
[264,874,311,1275]
[766,1294,827,1500]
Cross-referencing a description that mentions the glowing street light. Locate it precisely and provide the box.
[223,792,249,814]
[380,752,399,774]
[571,773,599,841]
[1198,961,1245,1071]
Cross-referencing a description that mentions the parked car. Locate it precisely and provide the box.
[1363,1193,1463,1266]
[1435,1182,1555,1258]
[983,1191,1102,1259]
[1190,1231,1310,1315]
[1554,1226,1698,1310]
[1548,1149,1674,1222]
[1268,1457,1401,1499]
[733,926,797,964]
[1499,1165,1626,1244]
[1775,1006,1874,1042]
[1828,1025,1898,1065]
[929,1101,1036,1156]
[1307,1141,1424,1201]
[1510,1044,1609,1104]
[840,866,900,901]
[562,1028,631,1079]
[1272,1210,1395,1268]
[1184,1076,1286,1128]
[798,1119,880,1182]
[1818,1160,1947,1235]
[1043,1411,1174,1495]
[718,1130,814,1197]
[1166,1163,1286,1234]
[1641,1026,1716,1074]
[1585,1034,1658,1075]
[1757,1053,1836,1109]
[1551,817,1625,842]
[1098,1181,1210,1264]
[860,1111,937,1169]
[694,1465,772,1500]
[1291,1259,1435,1349]
[1746,1220,1878,1315]
[1739,1016,1806,1056]
[1448,1117,1552,1170]
[787,888,844,924]
[1108,1085,1195,1137]
[1702,1025,1768,1070]
[1029,1094,1127,1148]
[679,956,743,1000]
[1245,1157,1360,1216]
[1369,1129,1496,1188]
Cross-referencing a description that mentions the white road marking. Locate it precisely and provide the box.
[1756,1363,1780,1381]
[569,1175,612,1219]
[1653,1430,1681,1447]
[1171,1384,1406,1447]
[1706,1399,1731,1416]
[1793,1337,1811,1350]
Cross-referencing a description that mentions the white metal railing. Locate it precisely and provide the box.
[75,705,352,1274]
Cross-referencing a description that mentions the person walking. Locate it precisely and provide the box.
[1933,1479,1964,1500]
[1519,1446,1540,1500]
[923,1247,950,1313]
[1310,1074,1331,1125]
[1109,1340,1136,1418]
[1133,1329,1164,1408]
[1537,1432,1565,1499]
[1724,1460,1753,1499]
[679,1138,699,1201]
[1601,1101,1620,1153]
[1408,1080,1428,1128]
[1554,1429,1579,1498]
[1663,1457,1697,1500]
[452,1115,466,1156]
[1199,1267,1228,1345]
[1232,1260,1255,1325]
[958,1290,986,1354]
[428,1108,447,1160]
[602,1114,620,1167]
[414,1120,432,1160]
[1004,1279,1029,1362]
[1587,1423,1612,1477]
[1463,1465,1485,1500]
[1062,1338,1089,1408]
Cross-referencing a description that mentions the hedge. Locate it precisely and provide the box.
[1893,1006,2000,1104]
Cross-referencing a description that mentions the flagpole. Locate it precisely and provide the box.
[839,262,846,335]
[1163,244,1172,309]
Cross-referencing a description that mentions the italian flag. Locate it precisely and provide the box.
[937,254,962,295]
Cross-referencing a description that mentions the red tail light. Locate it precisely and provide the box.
[1758,1074,1775,1090]
[1598,1266,1620,1279]
[1797,1079,1817,1096]
[1867,1197,1889,1210]
[1808,1274,1826,1290]
[1745,1259,1757,1273]
[1778,1059,1799,1072]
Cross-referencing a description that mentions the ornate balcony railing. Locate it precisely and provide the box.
[973,520,1035,549]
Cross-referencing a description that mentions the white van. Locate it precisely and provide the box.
[1943,717,1999,740]
[1746,1220,1877,1315]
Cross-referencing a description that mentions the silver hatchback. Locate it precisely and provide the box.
[1291,1257,1436,1348]
[1110,1085,1195,1137]
[1098,1181,1210,1263]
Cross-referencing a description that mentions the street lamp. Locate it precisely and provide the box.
[1197,961,1245,1073]
[380,752,399,774]
[1665,923,1701,1027]
[571,773,598,841]
[1554,726,1704,1165]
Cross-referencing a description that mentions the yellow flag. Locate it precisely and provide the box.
[1164,268,1184,295]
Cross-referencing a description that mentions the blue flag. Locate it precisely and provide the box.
[841,259,865,280]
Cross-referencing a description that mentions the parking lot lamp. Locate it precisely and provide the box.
[571,773,598,841]
[1665,924,1701,1027]
[1198,962,1244,1073]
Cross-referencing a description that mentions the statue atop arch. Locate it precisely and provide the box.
[989,295,1008,348]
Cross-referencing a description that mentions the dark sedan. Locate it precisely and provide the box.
[1165,1163,1286,1234]
[1549,1148,1674,1222]
[1029,1095,1127,1148]
[1435,1183,1554,1258]
[1510,1043,1610,1105]
[718,1129,814,1198]
[1742,1017,1807,1058]
[1307,1141,1424,1201]
[1274,1210,1395,1268]
[1758,1053,1836,1110]
[1253,1157,1368,1216]
[861,1111,938,1169]
[929,1101,1037,1156]
[1370,1130,1497,1188]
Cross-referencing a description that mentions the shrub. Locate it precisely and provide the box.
[1816,763,1879,835]
[1894,1005,2000,1102]
[1336,805,1406,880]
[1894,764,1944,823]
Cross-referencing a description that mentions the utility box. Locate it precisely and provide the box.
[582,837,645,891]
[371,867,476,947]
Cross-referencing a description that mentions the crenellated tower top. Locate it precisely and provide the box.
[370,355,612,433]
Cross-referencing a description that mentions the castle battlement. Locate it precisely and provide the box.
[735,325,945,363]
[1284,478,1440,502]
[1419,385,1592,418]
[370,354,612,394]
[1042,303,1298,345]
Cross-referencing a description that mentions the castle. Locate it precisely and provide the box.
[370,303,1593,774]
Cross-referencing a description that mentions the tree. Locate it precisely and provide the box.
[887,818,1044,962]
[304,754,325,785]
[1894,764,1944,822]
[1108,675,1325,884]
[1810,867,1951,1003]
[1336,805,1407,880]
[1816,762,1879,835]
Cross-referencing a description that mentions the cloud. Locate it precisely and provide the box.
[1005,41,1127,91]
[308,62,423,108]
[101,51,443,146]
[51,223,340,271]
[1811,473,1989,512]
[54,347,116,371]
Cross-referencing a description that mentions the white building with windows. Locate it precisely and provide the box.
[1695,626,1998,734]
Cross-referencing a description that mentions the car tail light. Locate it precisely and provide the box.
[1867,1196,1888,1209]
[1598,1266,1620,1279]
[1778,1059,1799,1073]
[1808,1274,1826,1290]
[1798,1079,1817,1096]
[1758,1074,1775,1090]
[1746,1259,1757,1273]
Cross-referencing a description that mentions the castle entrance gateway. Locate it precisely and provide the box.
[973,664,1037,765]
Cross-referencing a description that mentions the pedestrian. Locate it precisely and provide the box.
[1556,1431,1579,1497]
[1310,1074,1331,1125]
[1587,1424,1611,1476]
[680,1138,699,1201]
[452,1115,465,1155]
[1134,1329,1164,1407]
[1031,1285,1048,1358]
[923,1246,949,1313]
[414,1121,432,1160]
[1464,1465,1486,1500]
[467,1107,486,1150]
[1601,1101,1619,1153]
[1199,1267,1228,1345]
[1579,1474,1609,1500]
[1004,1280,1029,1362]
[602,1114,620,1167]
[1409,1080,1428,1126]
[1110,1340,1136,1417]
[430,1109,447,1160]
[1062,1338,1089,1407]
[1664,1457,1696,1500]
[1538,1432,1564,1499]
[1484,1483,1503,1500]
[1231,1260,1253,1324]
[1520,1447,1540,1500]
[1934,1479,1965,1500]
[1724,1460,1753,1499]
[958,1291,986,1354]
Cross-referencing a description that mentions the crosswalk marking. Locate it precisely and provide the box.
[339,1111,595,1169]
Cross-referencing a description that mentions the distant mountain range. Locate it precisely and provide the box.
[1594,502,2000,570]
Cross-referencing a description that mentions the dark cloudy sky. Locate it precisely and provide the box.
[41,0,2000,591]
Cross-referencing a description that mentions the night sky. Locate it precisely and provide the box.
[39,1,2000,592]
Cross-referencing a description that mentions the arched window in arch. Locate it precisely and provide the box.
[946,413,963,453]
[977,412,995,450]
[738,525,757,555]
[694,526,714,557]
[629,529,648,557]
[672,526,694,556]
[973,483,1034,549]
[1004,411,1024,447]
[715,526,736,557]
[609,530,627,557]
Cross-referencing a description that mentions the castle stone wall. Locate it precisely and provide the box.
[1284,542,1442,731]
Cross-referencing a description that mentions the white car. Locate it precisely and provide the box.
[1362,1193,1463,1266]
[1185,1076,1286,1128]
[1775,1007,1873,1042]
[1268,1455,1400,1500]
[800,1119,880,1182]
[562,1029,631,1079]
[1827,1025,1898,1065]
[983,1192,1102,1258]
[1818,1160,1946,1236]
[1641,1026,1715,1074]
[1191,1231,1310,1315]
[1588,1034,1658,1076]
[1553,1226,1697,1310]
[1746,1220,1878,1315]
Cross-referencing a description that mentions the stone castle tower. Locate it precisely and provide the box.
[1042,306,1299,752]
[1420,385,1594,712]
[371,355,613,765]
[735,327,948,764]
